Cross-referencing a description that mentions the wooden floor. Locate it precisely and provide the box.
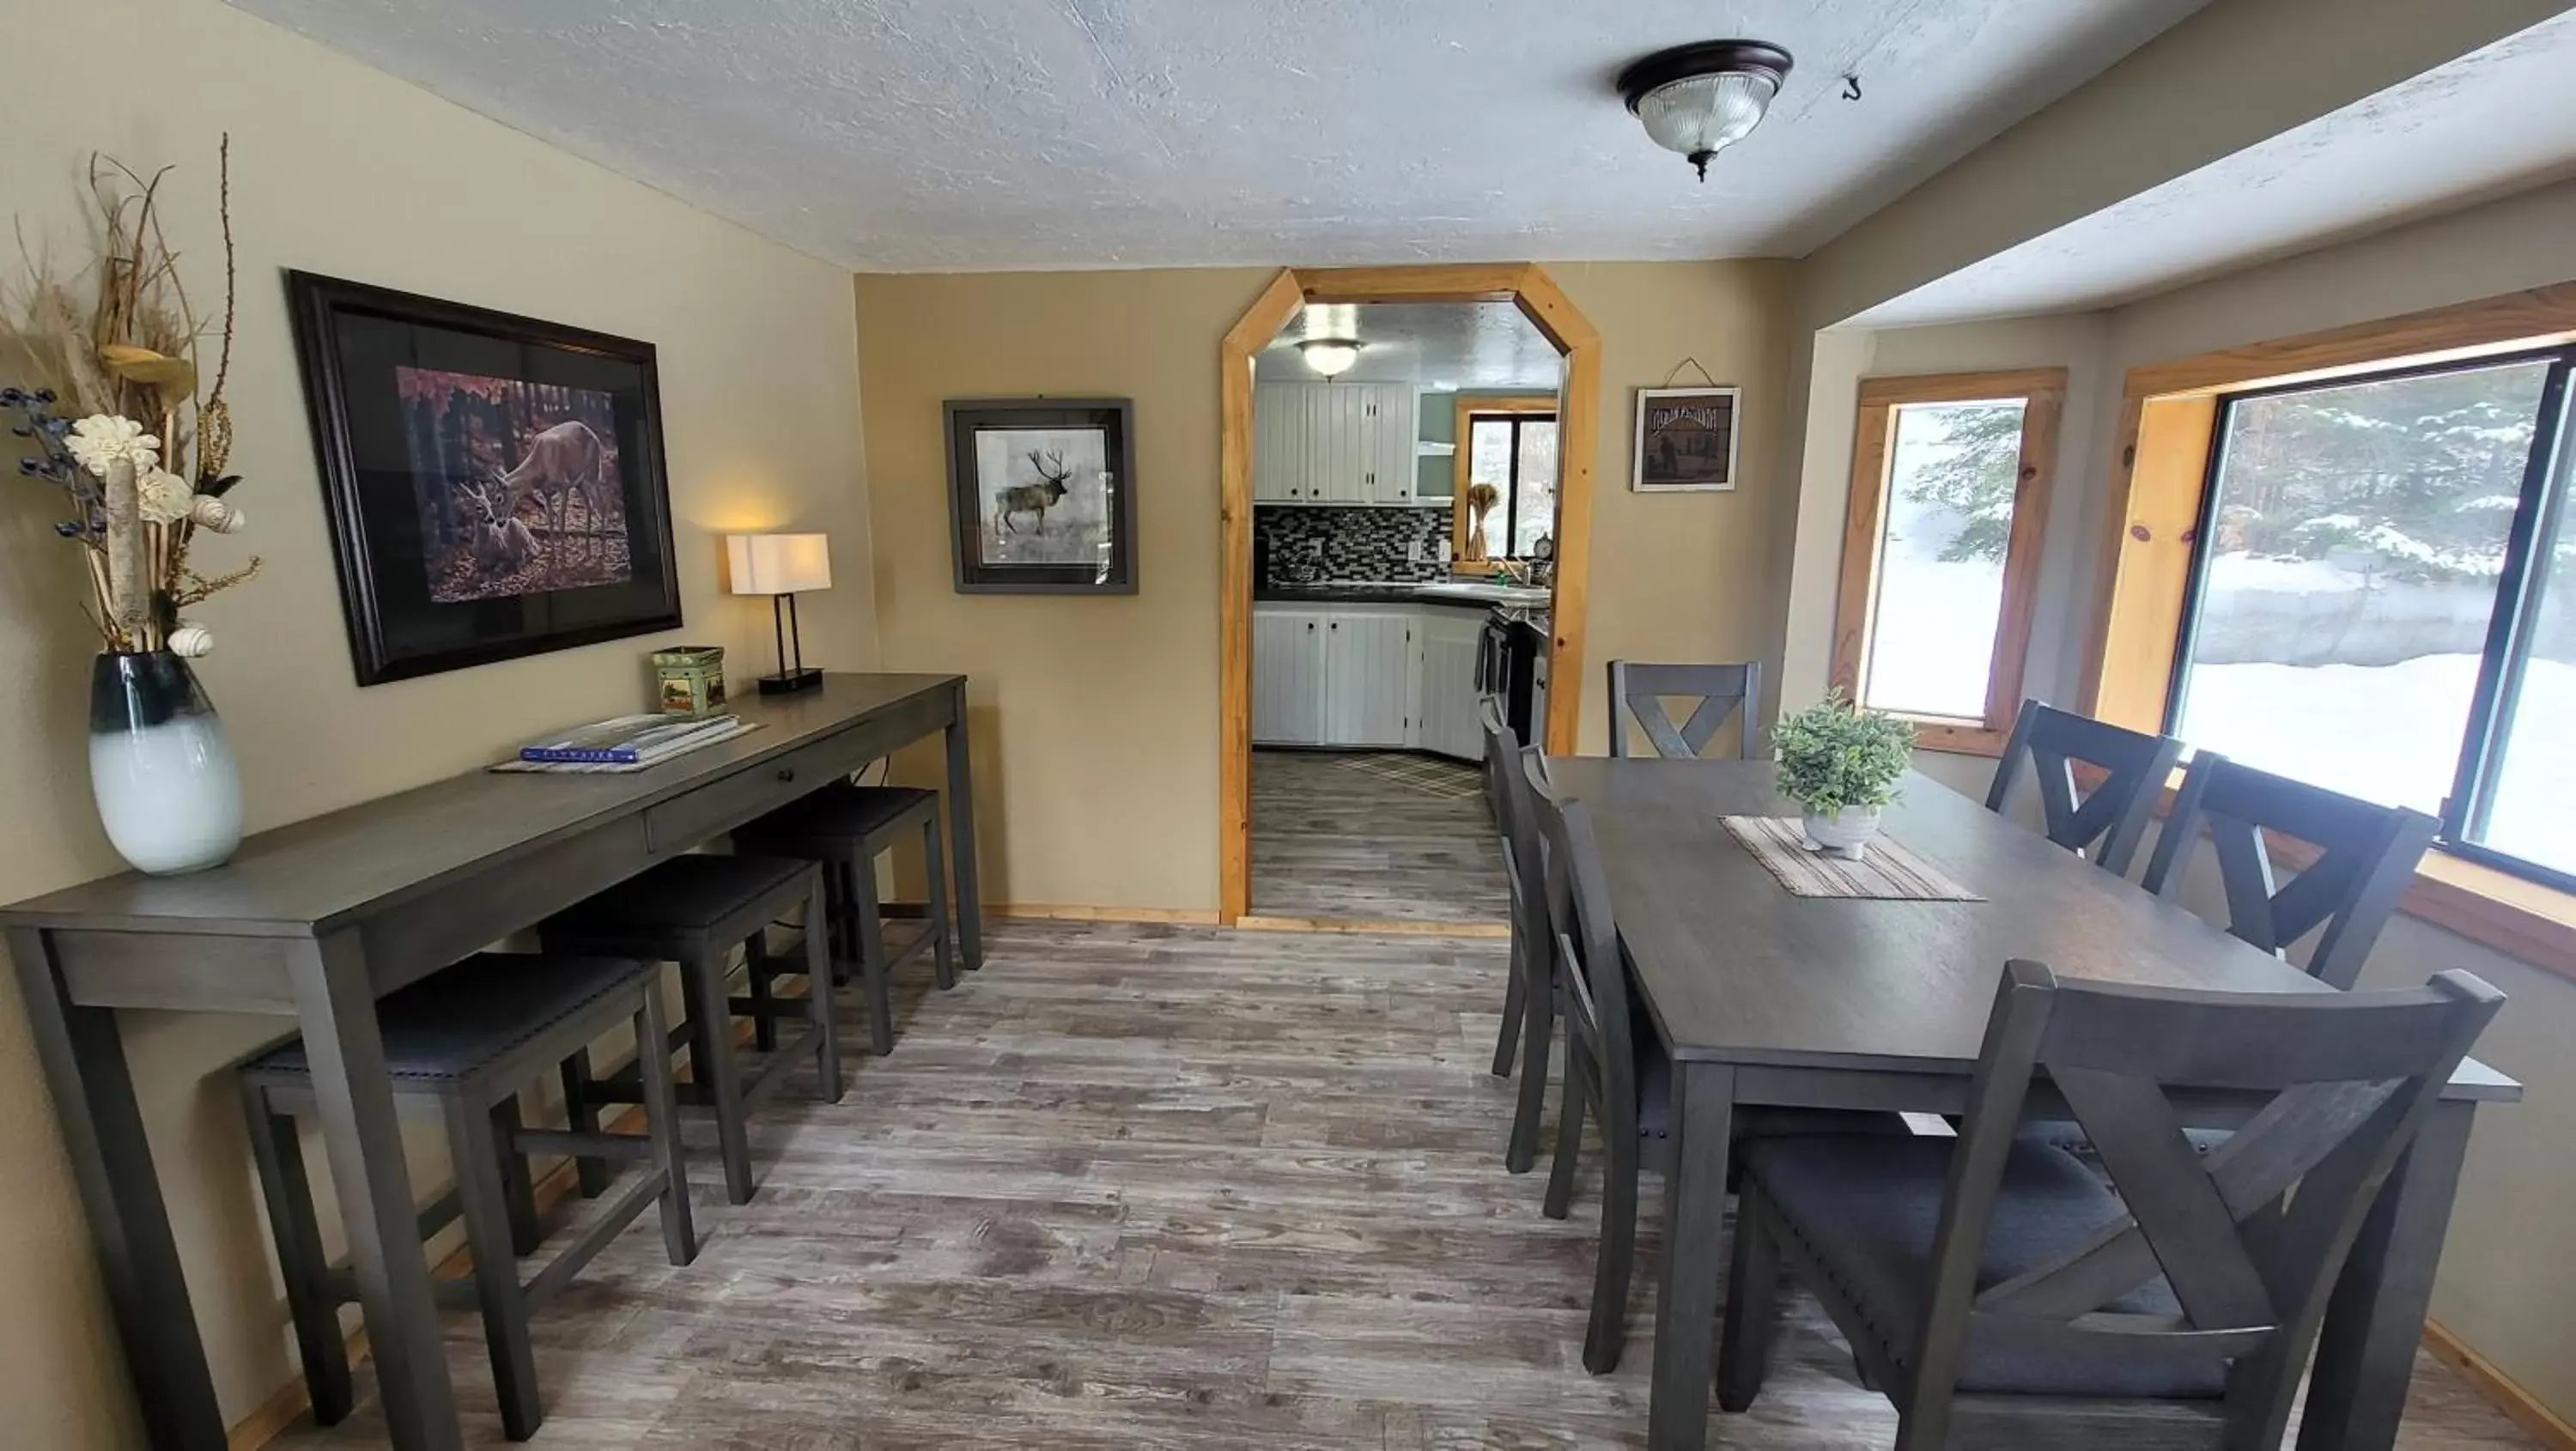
[269,921,2537,1450]
[1251,749,1508,925]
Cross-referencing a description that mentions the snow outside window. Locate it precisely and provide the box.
[2169,350,2576,884]
[1859,398,2029,722]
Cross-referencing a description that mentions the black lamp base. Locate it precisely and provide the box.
[760,592,824,695]
[756,668,825,695]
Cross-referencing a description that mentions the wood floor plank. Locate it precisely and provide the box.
[261,920,2538,1450]
[1252,750,1509,924]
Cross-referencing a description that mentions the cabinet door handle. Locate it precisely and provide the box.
[1330,622,1339,630]
[776,767,797,783]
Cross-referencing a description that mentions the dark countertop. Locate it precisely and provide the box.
[1255,581,1553,610]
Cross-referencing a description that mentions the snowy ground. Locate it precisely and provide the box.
[2178,653,2575,877]
[1862,556,2002,721]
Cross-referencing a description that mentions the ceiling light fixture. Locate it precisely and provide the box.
[1299,338,1362,379]
[1618,39,1794,182]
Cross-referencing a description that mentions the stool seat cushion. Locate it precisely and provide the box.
[246,954,653,1084]
[739,783,937,850]
[544,853,814,939]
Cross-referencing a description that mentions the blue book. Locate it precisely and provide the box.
[519,713,737,765]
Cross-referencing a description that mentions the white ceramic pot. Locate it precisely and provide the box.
[1800,804,1882,862]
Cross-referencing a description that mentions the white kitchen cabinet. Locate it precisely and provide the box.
[1416,607,1485,761]
[1321,611,1413,747]
[1252,383,1424,504]
[1251,608,1327,744]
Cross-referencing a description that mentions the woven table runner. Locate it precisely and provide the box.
[1721,816,1984,902]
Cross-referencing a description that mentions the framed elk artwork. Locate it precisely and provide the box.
[942,397,1137,594]
[286,272,682,684]
[1631,385,1741,493]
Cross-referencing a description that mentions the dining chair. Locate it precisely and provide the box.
[1717,958,2501,1450]
[1480,701,1556,1175]
[2140,752,2438,990]
[1984,698,2182,876]
[1606,659,1761,760]
[1524,758,1899,1375]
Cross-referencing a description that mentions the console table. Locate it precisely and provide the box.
[2,673,978,1451]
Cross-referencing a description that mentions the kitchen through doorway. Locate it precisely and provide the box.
[1242,298,1564,926]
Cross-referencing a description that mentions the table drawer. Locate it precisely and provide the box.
[643,726,874,852]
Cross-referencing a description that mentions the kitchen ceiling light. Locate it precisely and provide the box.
[1618,40,1793,182]
[1299,338,1361,379]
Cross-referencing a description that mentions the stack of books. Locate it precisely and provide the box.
[496,713,760,774]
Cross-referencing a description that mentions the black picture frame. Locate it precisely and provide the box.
[286,270,683,685]
[944,397,1137,594]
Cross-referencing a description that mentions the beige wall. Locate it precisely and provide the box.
[0,0,878,1440]
[1799,0,2561,329]
[853,262,1799,912]
[1548,263,1801,752]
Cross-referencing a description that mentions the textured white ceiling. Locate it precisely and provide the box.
[227,0,2208,271]
[1254,303,1561,388]
[1851,9,2576,327]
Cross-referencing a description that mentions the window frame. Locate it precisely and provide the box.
[1449,393,1558,571]
[2160,344,2576,895]
[1831,368,2067,756]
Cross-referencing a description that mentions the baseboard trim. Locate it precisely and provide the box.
[993,902,1224,926]
[1234,914,1510,938]
[2424,1318,2576,1450]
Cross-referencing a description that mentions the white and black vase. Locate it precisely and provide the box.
[89,651,243,875]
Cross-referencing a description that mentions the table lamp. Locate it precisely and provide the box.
[726,532,830,695]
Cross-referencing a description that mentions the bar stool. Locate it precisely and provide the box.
[736,782,955,1055]
[237,953,695,1442]
[540,853,838,1205]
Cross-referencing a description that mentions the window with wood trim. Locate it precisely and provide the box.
[1832,369,2064,754]
[2164,349,2576,890]
[1451,394,1558,568]
[2087,282,2576,902]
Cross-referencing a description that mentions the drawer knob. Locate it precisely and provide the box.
[776,767,797,783]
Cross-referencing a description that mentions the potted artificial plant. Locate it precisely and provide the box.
[1771,691,1916,861]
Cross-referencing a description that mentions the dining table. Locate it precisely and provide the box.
[1541,756,2521,1451]
[2,673,979,1451]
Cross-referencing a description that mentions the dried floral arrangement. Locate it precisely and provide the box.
[3,139,258,658]
[1462,480,1501,561]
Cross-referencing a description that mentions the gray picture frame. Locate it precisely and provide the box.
[944,397,1138,594]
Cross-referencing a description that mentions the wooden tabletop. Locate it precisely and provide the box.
[1546,758,2518,1100]
[0,673,962,938]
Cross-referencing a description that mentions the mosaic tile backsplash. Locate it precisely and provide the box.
[1257,504,1452,585]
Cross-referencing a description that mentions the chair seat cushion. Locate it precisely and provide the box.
[1741,1134,2226,1399]
[544,853,814,941]
[1631,1015,1901,1142]
[739,783,937,853]
[246,954,652,1084]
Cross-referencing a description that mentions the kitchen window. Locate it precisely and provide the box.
[1832,369,2065,753]
[2166,346,2576,890]
[1460,405,1558,561]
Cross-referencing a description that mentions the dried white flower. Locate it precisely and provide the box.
[167,623,216,659]
[189,495,246,534]
[65,416,161,478]
[137,469,196,525]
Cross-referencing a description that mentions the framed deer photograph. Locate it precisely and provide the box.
[942,397,1136,594]
[286,272,682,683]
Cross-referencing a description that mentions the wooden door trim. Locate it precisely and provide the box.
[1219,264,1600,922]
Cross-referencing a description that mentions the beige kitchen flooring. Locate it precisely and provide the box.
[1250,748,1509,925]
[262,921,2536,1450]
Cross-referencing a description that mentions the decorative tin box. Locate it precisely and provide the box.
[652,645,727,716]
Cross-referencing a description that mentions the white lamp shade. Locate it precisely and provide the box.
[726,532,832,595]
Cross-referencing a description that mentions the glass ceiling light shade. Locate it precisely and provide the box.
[1299,338,1361,378]
[1618,40,1794,181]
